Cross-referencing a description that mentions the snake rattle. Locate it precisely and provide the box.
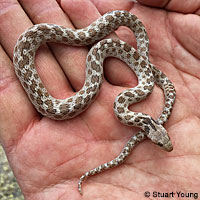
[13,10,176,194]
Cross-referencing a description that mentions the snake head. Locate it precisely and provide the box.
[145,122,173,152]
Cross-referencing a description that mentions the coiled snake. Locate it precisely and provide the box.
[13,10,176,194]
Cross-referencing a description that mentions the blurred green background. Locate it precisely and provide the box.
[0,145,24,200]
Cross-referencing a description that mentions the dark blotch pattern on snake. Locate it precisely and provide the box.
[13,10,176,194]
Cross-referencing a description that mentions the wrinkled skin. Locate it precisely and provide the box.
[0,0,200,199]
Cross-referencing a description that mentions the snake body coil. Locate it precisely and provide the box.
[13,10,176,194]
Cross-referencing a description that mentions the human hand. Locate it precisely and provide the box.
[0,0,199,199]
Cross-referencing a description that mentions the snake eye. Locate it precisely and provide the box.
[157,142,163,147]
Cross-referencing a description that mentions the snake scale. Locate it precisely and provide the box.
[13,10,176,194]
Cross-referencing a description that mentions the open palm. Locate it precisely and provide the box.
[0,0,200,199]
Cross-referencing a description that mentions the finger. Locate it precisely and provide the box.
[137,0,200,13]
[136,0,169,8]
[62,0,138,88]
[0,0,73,100]
[91,0,133,13]
[90,0,138,47]
[0,45,38,147]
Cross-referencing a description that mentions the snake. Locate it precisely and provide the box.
[13,10,176,194]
